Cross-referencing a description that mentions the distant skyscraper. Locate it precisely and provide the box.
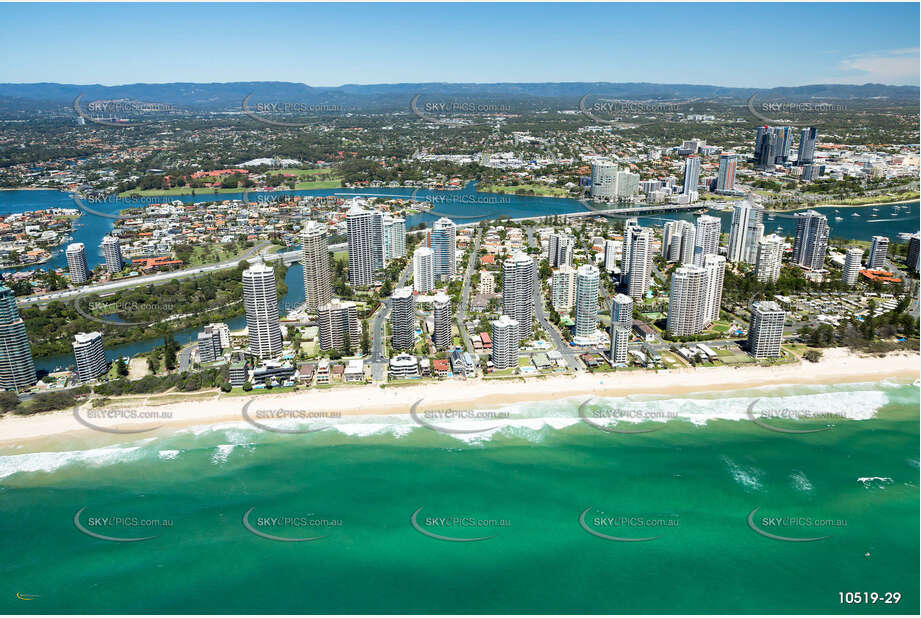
[430,217,456,280]
[662,221,679,260]
[755,234,784,283]
[694,215,722,266]
[301,221,332,314]
[490,314,519,370]
[801,164,819,182]
[390,286,416,351]
[748,301,785,358]
[346,204,374,287]
[370,210,385,271]
[590,162,619,199]
[603,239,620,272]
[907,233,921,274]
[797,128,818,165]
[551,264,577,311]
[792,210,829,270]
[843,247,863,286]
[66,242,89,284]
[625,227,652,299]
[412,247,434,293]
[611,293,634,332]
[197,329,222,364]
[755,128,777,170]
[609,326,630,365]
[100,236,123,273]
[682,155,701,195]
[243,261,282,359]
[716,153,737,191]
[677,221,696,265]
[621,218,640,278]
[0,285,37,391]
[317,299,359,351]
[72,331,107,383]
[868,236,889,269]
[667,265,708,337]
[663,221,695,264]
[728,201,764,264]
[432,292,452,351]
[754,126,769,154]
[383,216,406,260]
[701,254,726,327]
[502,251,535,340]
[772,126,792,163]
[547,233,574,267]
[615,169,640,198]
[573,264,600,340]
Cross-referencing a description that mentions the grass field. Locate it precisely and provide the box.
[266,168,343,190]
[119,187,248,197]
[478,184,571,198]
[184,244,252,266]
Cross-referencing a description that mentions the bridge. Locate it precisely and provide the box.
[565,203,708,218]
[269,242,346,266]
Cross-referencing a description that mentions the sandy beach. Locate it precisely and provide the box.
[1,347,918,446]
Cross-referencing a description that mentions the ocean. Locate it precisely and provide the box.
[1,379,918,614]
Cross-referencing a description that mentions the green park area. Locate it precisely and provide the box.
[478,183,571,197]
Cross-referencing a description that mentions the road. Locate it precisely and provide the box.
[178,344,194,373]
[17,241,348,308]
[455,228,482,355]
[18,241,272,307]
[526,226,582,371]
[369,259,412,382]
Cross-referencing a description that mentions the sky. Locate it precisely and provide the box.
[1,2,918,87]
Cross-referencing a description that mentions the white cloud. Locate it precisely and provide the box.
[836,48,920,85]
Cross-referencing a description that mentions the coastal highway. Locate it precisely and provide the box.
[455,228,482,355]
[526,226,583,371]
[16,242,347,308]
[370,260,412,382]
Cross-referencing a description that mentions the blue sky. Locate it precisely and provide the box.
[1,2,918,87]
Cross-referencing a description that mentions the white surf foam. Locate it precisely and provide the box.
[0,445,145,480]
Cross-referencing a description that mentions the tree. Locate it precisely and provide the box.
[220,382,232,393]
[242,381,253,392]
[163,334,179,371]
[803,349,823,363]
[0,391,21,414]
[361,321,371,355]
[115,357,129,377]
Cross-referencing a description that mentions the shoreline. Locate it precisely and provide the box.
[6,184,918,212]
[2,348,917,448]
[764,196,919,212]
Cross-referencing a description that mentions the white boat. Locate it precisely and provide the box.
[834,216,843,221]
[851,212,860,217]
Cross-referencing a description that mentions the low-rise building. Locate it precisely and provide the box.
[389,352,419,379]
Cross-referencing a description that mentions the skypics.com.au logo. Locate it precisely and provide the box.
[242,93,350,127]
[73,405,172,434]
[579,93,682,125]
[746,93,847,127]
[410,507,510,542]
[579,507,679,542]
[410,94,513,122]
[72,94,181,127]
[242,506,342,542]
[73,506,172,542]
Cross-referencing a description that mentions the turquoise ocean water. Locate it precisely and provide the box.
[1,379,918,614]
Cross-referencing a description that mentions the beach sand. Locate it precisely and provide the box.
[1,348,918,446]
